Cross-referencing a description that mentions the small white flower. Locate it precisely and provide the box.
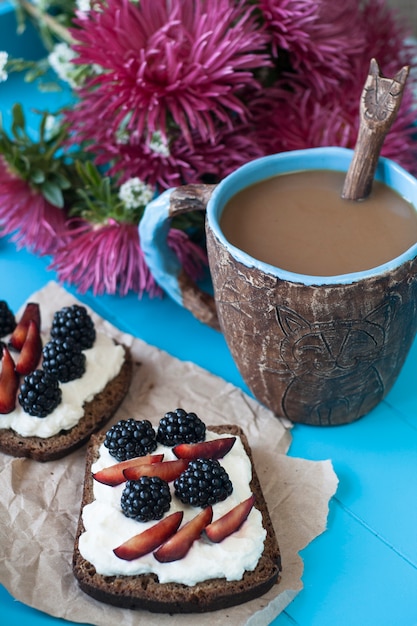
[44,114,61,140]
[149,132,170,157]
[115,128,130,145]
[76,0,102,14]
[76,0,91,12]
[119,178,154,210]
[0,51,8,83]
[48,43,78,88]
[116,113,132,144]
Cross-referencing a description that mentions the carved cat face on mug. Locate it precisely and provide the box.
[276,302,393,382]
[275,299,397,424]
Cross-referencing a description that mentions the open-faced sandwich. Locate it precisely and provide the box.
[73,409,281,613]
[0,300,132,461]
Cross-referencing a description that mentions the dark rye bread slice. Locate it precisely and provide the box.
[0,345,132,462]
[73,423,281,613]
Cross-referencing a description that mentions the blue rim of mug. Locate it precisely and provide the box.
[207,146,417,286]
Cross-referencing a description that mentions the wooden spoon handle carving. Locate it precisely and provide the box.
[342,58,409,201]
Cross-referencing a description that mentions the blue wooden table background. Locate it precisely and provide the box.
[1,6,417,625]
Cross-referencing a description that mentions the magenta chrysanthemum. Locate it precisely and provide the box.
[361,0,416,76]
[253,0,417,174]
[258,0,367,94]
[50,219,207,297]
[83,114,265,189]
[0,157,67,255]
[68,0,270,144]
[257,77,417,175]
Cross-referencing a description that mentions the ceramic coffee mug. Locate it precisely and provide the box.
[139,147,417,426]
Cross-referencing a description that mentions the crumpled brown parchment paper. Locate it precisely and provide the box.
[0,282,338,625]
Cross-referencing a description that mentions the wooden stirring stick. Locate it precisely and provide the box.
[342,58,409,201]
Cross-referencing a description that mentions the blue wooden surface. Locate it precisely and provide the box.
[1,9,417,625]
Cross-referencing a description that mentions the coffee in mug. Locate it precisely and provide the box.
[220,169,417,276]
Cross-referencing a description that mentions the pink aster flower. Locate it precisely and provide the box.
[258,0,367,95]
[361,0,416,75]
[64,74,265,188]
[90,116,265,189]
[50,219,207,297]
[166,123,266,185]
[0,157,67,255]
[253,0,417,174]
[257,78,417,176]
[68,0,270,145]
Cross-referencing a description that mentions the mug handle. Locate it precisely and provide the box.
[139,184,221,330]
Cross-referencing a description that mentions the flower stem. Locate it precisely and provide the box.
[16,0,75,45]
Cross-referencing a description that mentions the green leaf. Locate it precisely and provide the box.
[11,104,26,139]
[14,3,27,35]
[31,169,46,184]
[47,171,71,190]
[24,67,46,83]
[17,154,31,174]
[12,103,25,128]
[86,161,102,186]
[41,181,64,208]
[37,81,63,93]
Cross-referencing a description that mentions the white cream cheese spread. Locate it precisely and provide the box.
[79,431,266,585]
[1,333,125,438]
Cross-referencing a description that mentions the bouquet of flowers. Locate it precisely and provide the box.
[1,0,417,297]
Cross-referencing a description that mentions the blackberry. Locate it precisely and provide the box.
[104,418,157,461]
[50,305,96,350]
[18,369,62,417]
[174,458,233,507]
[156,408,206,446]
[121,476,171,522]
[42,337,86,382]
[0,301,16,338]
